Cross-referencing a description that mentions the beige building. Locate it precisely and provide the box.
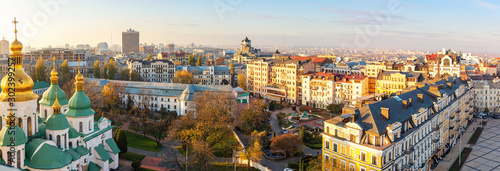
[122,29,140,55]
[334,74,369,104]
[232,37,261,64]
[375,70,427,94]
[365,62,386,77]
[322,77,473,171]
[473,79,500,112]
[302,72,336,108]
[247,58,309,104]
[0,37,8,55]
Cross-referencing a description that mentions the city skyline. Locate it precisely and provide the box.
[1,0,500,55]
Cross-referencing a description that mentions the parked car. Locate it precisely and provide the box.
[282,129,289,134]
[301,154,313,159]
[493,115,500,119]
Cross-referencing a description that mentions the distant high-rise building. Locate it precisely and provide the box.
[122,29,139,55]
[0,37,9,55]
[97,42,109,55]
[167,43,175,52]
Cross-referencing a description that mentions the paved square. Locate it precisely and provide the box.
[464,119,500,171]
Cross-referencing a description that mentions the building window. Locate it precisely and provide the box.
[361,152,366,162]
[57,135,61,148]
[325,140,330,149]
[372,155,378,165]
[79,122,83,132]
[333,143,338,152]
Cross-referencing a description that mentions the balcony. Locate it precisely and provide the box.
[403,162,414,170]
[432,138,439,143]
[432,127,439,132]
[404,147,415,155]
[449,125,455,130]
[456,110,461,114]
[449,116,455,120]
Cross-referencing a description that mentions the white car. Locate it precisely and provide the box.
[282,129,289,134]
[284,168,293,171]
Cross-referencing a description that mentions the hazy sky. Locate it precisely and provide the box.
[1,0,500,55]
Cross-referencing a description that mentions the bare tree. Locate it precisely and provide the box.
[143,119,169,146]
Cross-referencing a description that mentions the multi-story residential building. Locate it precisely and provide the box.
[473,78,500,113]
[175,66,231,85]
[247,58,311,104]
[302,72,336,108]
[291,56,333,73]
[24,48,90,61]
[0,37,8,55]
[365,62,387,77]
[89,79,235,116]
[322,61,366,75]
[426,48,461,78]
[122,28,140,55]
[334,74,369,104]
[322,77,473,171]
[128,58,175,82]
[375,70,427,94]
[158,52,189,65]
[478,64,497,76]
[460,53,481,65]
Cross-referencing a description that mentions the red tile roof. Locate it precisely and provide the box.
[290,56,328,63]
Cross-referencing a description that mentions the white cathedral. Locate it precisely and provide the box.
[0,18,119,171]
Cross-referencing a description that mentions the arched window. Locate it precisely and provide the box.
[27,117,32,136]
[49,134,52,140]
[89,121,91,131]
[79,122,83,132]
[69,142,73,148]
[7,151,12,165]
[77,141,79,146]
[335,129,338,137]
[44,109,47,118]
[89,147,92,155]
[326,126,330,134]
[0,149,2,158]
[57,135,61,148]
[443,58,451,66]
[17,150,21,168]
[0,116,2,128]
[17,118,22,129]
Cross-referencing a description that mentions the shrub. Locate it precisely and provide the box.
[131,160,142,170]
[114,129,128,154]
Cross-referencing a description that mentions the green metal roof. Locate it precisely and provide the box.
[109,158,114,164]
[39,84,69,106]
[45,113,71,130]
[65,91,94,117]
[33,81,50,90]
[65,148,81,161]
[25,139,72,169]
[94,144,111,161]
[105,138,121,154]
[74,146,89,155]
[83,120,113,142]
[0,156,5,164]
[87,162,101,171]
[0,126,28,146]
[38,124,46,137]
[68,127,80,139]
[237,92,250,97]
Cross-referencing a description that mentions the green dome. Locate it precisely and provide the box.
[25,139,72,169]
[65,90,94,117]
[0,126,27,146]
[39,85,68,106]
[45,113,71,131]
[38,124,46,137]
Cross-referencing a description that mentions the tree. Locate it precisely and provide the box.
[270,134,303,156]
[34,57,46,82]
[306,155,341,171]
[327,104,344,114]
[174,70,193,84]
[108,58,116,80]
[130,71,141,81]
[126,95,134,111]
[147,54,152,61]
[197,55,202,66]
[60,60,71,83]
[221,79,229,85]
[188,54,193,66]
[103,62,108,79]
[60,77,76,99]
[144,119,169,146]
[238,73,246,90]
[239,99,268,134]
[120,68,130,80]
[191,140,214,171]
[131,160,141,170]
[298,126,305,141]
[484,107,490,114]
[230,63,235,86]
[241,140,262,168]
[173,60,182,66]
[93,60,101,78]
[114,129,128,154]
[101,82,125,112]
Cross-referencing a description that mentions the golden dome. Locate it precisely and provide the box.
[0,18,38,102]
[75,57,85,91]
[52,92,62,114]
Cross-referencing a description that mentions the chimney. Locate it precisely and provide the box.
[417,94,424,103]
[447,82,452,88]
[402,100,408,109]
[408,98,413,106]
[381,107,390,119]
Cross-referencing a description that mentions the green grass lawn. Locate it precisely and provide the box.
[128,123,167,138]
[449,147,472,171]
[304,133,322,149]
[119,152,146,161]
[123,130,162,152]
[468,127,483,145]
[138,168,157,171]
[213,132,239,157]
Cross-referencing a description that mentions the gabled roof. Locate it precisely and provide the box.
[95,144,111,161]
[25,139,72,169]
[105,138,121,154]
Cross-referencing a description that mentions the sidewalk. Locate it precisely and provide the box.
[434,119,481,170]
